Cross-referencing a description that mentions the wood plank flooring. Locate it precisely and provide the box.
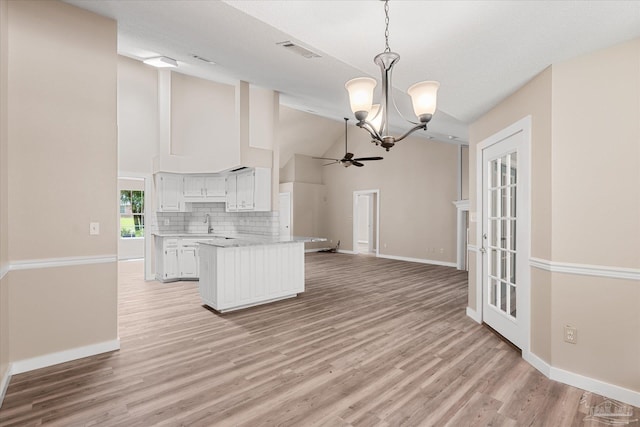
[1,253,638,426]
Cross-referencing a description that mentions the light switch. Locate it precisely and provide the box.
[89,222,100,235]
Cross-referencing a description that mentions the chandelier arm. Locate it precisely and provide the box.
[392,122,428,144]
[390,88,421,126]
[357,120,383,143]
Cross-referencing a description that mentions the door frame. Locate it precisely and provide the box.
[118,171,154,281]
[474,116,531,353]
[353,189,380,256]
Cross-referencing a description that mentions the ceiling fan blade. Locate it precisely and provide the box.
[343,152,354,160]
[352,161,365,167]
[313,156,340,161]
[323,161,339,166]
[353,157,384,161]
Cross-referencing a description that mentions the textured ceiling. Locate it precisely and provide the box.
[65,0,640,159]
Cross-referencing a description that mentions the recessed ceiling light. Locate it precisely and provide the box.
[448,135,458,140]
[143,56,178,68]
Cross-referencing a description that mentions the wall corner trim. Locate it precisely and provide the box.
[11,339,120,376]
[0,363,11,409]
[529,257,640,281]
[0,264,8,281]
[524,350,640,407]
[466,307,482,323]
[377,253,457,268]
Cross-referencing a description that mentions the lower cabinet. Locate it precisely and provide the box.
[179,239,200,279]
[155,236,201,282]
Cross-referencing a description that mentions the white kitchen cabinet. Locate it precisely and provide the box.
[156,173,183,212]
[198,241,305,312]
[183,175,225,202]
[226,167,271,212]
[179,239,200,279]
[155,237,179,281]
[226,173,237,211]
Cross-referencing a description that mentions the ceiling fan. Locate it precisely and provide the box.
[313,118,383,167]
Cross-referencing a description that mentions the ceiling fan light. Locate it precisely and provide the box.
[408,81,440,120]
[345,77,377,118]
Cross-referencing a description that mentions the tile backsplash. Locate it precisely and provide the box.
[154,203,279,236]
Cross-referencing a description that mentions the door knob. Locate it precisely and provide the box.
[480,247,487,254]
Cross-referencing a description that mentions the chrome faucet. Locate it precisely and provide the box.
[204,213,214,234]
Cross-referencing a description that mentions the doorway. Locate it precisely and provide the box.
[476,117,530,351]
[279,192,292,237]
[353,190,379,256]
[118,175,154,280]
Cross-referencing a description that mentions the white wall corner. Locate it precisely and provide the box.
[466,306,482,323]
[11,339,120,376]
[0,363,12,409]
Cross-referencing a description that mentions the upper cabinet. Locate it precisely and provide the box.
[183,175,225,202]
[156,173,182,212]
[226,167,271,212]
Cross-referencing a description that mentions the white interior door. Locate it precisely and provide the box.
[481,128,529,349]
[279,192,292,237]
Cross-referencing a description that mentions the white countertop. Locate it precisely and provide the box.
[153,232,326,248]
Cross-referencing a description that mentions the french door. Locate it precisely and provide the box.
[481,126,529,349]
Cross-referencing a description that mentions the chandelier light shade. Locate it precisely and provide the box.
[345,0,440,151]
[345,77,377,118]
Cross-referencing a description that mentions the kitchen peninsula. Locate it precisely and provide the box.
[197,235,325,312]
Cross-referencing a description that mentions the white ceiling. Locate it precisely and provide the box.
[65,0,640,158]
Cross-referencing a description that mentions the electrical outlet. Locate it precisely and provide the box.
[164,219,170,226]
[564,325,577,344]
[439,248,444,254]
[89,222,100,235]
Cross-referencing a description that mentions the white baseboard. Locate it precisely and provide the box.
[550,365,640,408]
[523,350,640,407]
[0,363,11,409]
[305,248,331,253]
[337,249,356,255]
[523,350,551,377]
[466,307,482,323]
[377,253,457,268]
[11,339,120,375]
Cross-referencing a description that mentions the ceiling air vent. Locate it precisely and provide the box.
[277,41,321,59]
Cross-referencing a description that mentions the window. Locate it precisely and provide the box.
[120,190,144,238]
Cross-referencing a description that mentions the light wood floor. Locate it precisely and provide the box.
[1,254,638,426]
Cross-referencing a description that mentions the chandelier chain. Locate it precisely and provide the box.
[384,0,390,52]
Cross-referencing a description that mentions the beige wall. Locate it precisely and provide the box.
[469,39,640,394]
[6,0,118,361]
[117,56,158,174]
[322,126,458,262]
[0,0,9,396]
[548,39,640,392]
[171,72,236,159]
[460,145,469,200]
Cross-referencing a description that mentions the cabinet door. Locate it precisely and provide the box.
[183,176,205,199]
[158,174,182,212]
[226,175,237,211]
[204,176,226,198]
[180,246,198,278]
[237,171,254,210]
[164,247,179,279]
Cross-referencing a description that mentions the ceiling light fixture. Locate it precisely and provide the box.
[345,0,439,151]
[143,56,178,68]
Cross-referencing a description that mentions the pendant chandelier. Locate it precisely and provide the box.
[345,0,440,151]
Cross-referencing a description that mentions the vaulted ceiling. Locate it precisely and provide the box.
[65,0,640,160]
